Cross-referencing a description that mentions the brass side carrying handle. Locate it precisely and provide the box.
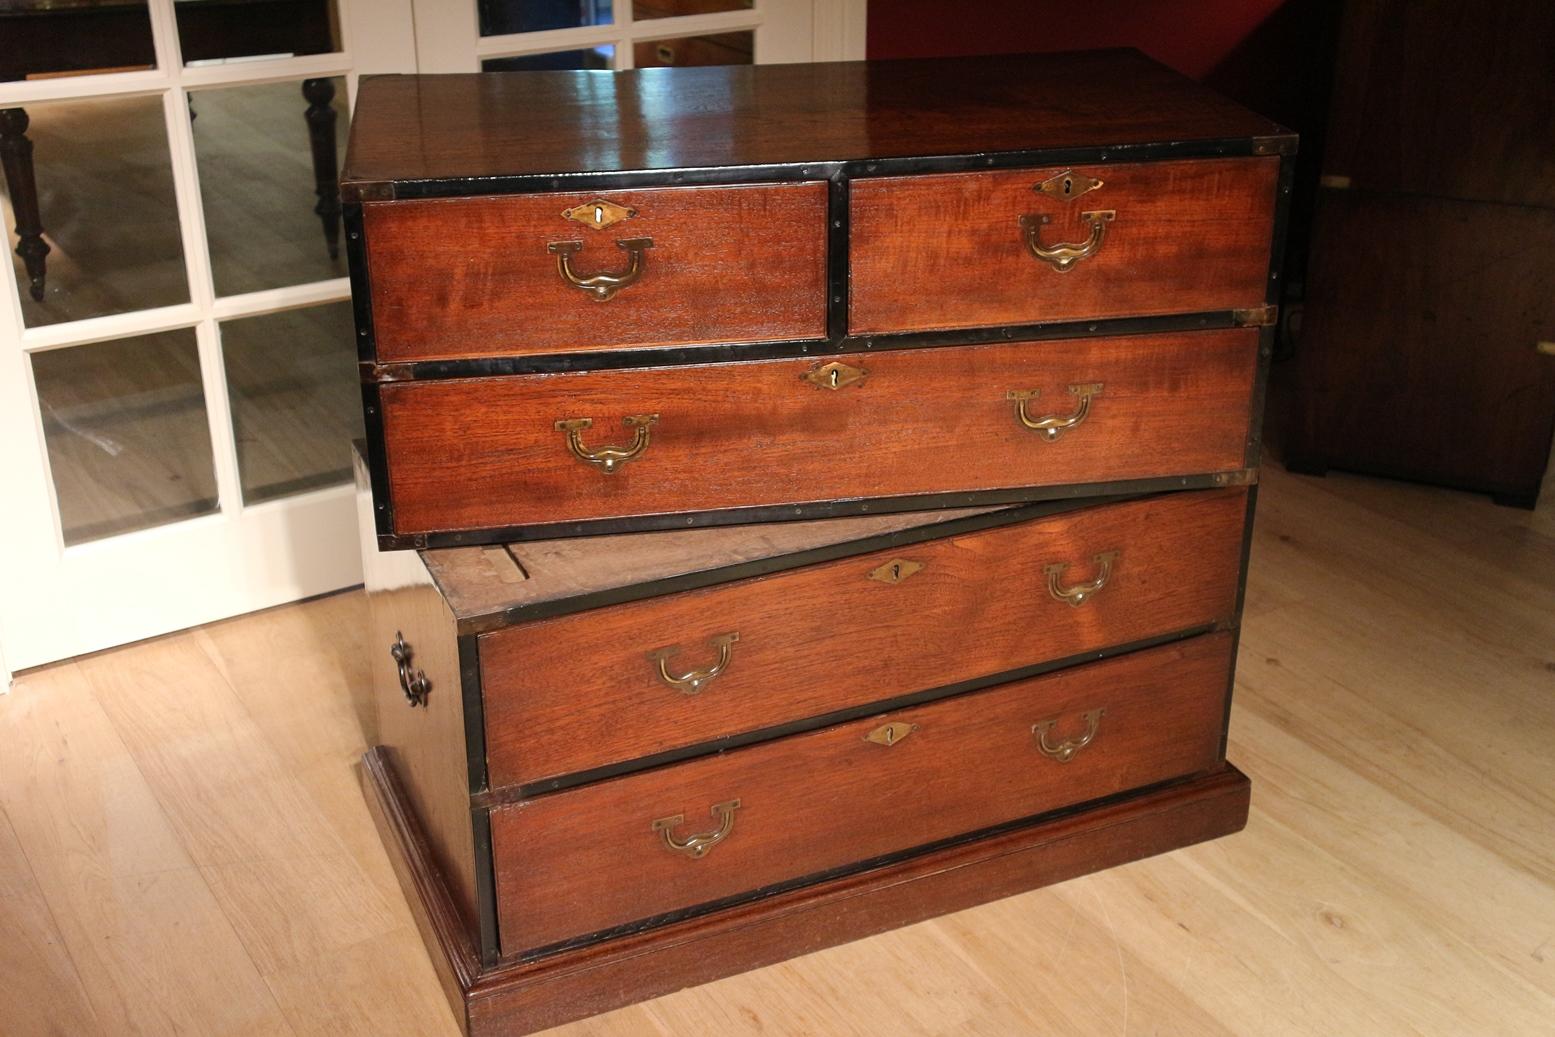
[1018,210,1115,271]
[555,413,658,473]
[652,799,741,859]
[646,632,739,695]
[1044,550,1119,607]
[1007,382,1103,441]
[1032,708,1105,762]
[548,236,654,301]
[389,632,429,708]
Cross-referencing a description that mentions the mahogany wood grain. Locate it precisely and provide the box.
[341,51,1287,189]
[425,506,999,625]
[489,633,1232,954]
[380,329,1258,536]
[850,158,1278,333]
[363,182,827,361]
[359,502,480,927]
[480,490,1247,789]
[364,745,1248,1037]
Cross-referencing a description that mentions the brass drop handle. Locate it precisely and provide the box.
[1007,382,1103,441]
[1032,708,1105,762]
[646,632,739,695]
[555,413,658,473]
[1044,550,1119,607]
[548,236,653,301]
[389,632,429,708]
[652,799,741,859]
[1018,209,1115,271]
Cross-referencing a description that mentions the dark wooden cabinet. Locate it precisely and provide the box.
[1284,1,1555,506]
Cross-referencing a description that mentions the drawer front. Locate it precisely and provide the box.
[490,632,1233,954]
[380,328,1257,536]
[849,158,1278,334]
[481,489,1247,789]
[363,182,829,361]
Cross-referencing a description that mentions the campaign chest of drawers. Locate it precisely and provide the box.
[344,49,1293,1036]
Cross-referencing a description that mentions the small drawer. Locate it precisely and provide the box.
[849,158,1278,334]
[362,182,829,361]
[490,632,1233,955]
[480,488,1248,790]
[378,328,1258,538]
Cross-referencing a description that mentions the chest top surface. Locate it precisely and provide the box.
[341,49,1289,194]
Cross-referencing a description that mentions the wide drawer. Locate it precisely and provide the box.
[362,182,829,361]
[849,158,1278,334]
[490,632,1233,954]
[379,328,1258,537]
[480,488,1248,790]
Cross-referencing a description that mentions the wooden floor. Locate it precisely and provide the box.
[3,463,1553,1036]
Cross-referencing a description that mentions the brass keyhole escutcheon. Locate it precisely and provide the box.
[868,558,924,584]
[802,360,868,391]
[865,721,918,747]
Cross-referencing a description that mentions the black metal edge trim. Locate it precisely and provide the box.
[350,136,1291,201]
[390,471,1251,555]
[359,382,395,542]
[458,634,489,793]
[1218,483,1260,759]
[481,623,1219,804]
[343,204,376,364]
[826,174,849,339]
[360,310,1251,382]
[469,804,501,968]
[1245,326,1276,469]
[500,765,1221,966]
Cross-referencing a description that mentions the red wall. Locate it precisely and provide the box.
[866,0,1288,81]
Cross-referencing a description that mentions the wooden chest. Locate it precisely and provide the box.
[345,50,1293,549]
[345,50,1292,1036]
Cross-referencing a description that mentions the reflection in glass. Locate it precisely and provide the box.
[192,77,348,297]
[32,330,219,546]
[634,31,754,68]
[222,303,363,504]
[633,0,752,19]
[0,1,156,82]
[0,96,188,327]
[482,47,615,72]
[177,0,340,65]
[479,0,612,36]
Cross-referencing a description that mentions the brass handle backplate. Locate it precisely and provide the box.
[646,632,739,695]
[1018,209,1115,271]
[1007,382,1103,441]
[1032,708,1105,762]
[389,632,429,708]
[555,413,658,473]
[652,799,740,859]
[1044,550,1119,607]
[548,236,653,300]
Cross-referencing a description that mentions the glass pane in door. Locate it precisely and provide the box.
[634,31,754,68]
[0,1,156,81]
[31,330,218,546]
[479,0,613,35]
[221,302,363,504]
[482,47,615,71]
[177,0,341,65]
[190,77,349,297]
[1,95,188,327]
[633,0,752,18]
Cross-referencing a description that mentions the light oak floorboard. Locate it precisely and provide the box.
[2,463,1553,1035]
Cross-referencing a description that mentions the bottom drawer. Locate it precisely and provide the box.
[491,632,1233,955]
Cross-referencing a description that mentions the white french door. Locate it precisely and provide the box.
[0,0,416,678]
[411,0,864,76]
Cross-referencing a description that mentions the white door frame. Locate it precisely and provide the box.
[412,0,864,72]
[0,0,416,672]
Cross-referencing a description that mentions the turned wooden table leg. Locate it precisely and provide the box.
[0,108,50,302]
[301,78,341,260]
